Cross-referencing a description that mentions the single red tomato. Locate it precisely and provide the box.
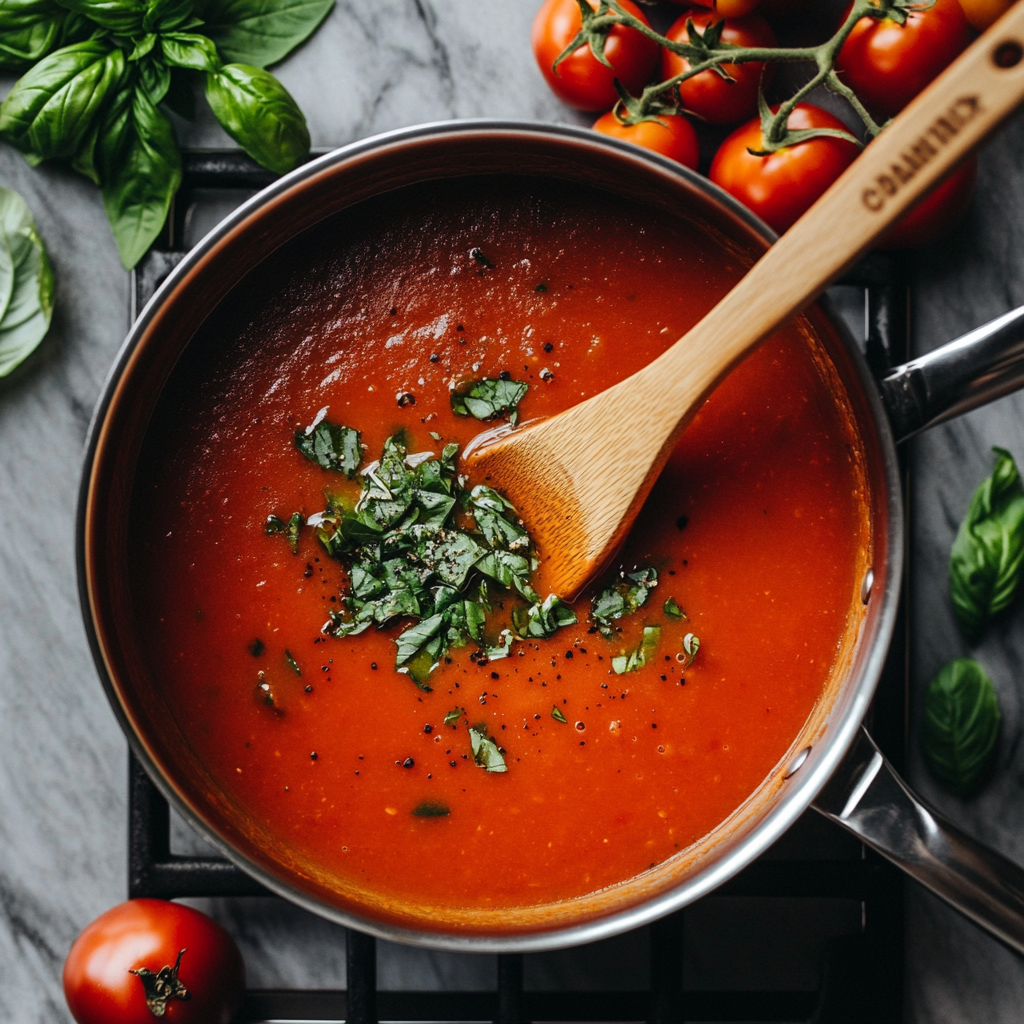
[532,0,660,111]
[63,899,245,1024]
[662,8,777,125]
[879,155,977,248]
[836,0,970,118]
[593,110,700,168]
[668,0,763,15]
[709,103,860,233]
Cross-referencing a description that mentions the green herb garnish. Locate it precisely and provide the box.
[0,186,53,376]
[412,800,450,818]
[922,658,1000,796]
[551,705,567,723]
[512,593,577,639]
[451,378,529,426]
[949,447,1024,643]
[444,708,463,727]
[469,723,507,773]
[265,511,302,552]
[296,417,362,477]
[248,638,265,657]
[592,567,658,639]
[682,632,700,665]
[284,650,301,675]
[612,625,661,675]
[663,597,685,620]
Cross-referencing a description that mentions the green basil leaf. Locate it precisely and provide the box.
[612,625,661,675]
[0,39,125,160]
[469,723,507,773]
[53,0,146,32]
[512,593,576,639]
[129,32,158,61]
[295,418,361,476]
[204,62,308,173]
[0,187,54,377]
[922,657,1000,796]
[411,800,449,818]
[161,31,220,71]
[444,708,462,727]
[663,596,684,619]
[197,0,333,67]
[591,566,657,639]
[143,0,194,31]
[98,81,182,269]
[949,447,1024,642]
[551,705,567,723]
[0,0,67,71]
[451,377,529,424]
[137,53,171,104]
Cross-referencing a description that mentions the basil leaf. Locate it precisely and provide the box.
[412,800,449,818]
[284,649,301,675]
[451,378,529,424]
[444,708,462,726]
[204,63,309,174]
[98,80,182,269]
[137,53,171,104]
[161,31,221,71]
[949,447,1024,642]
[682,631,699,665]
[469,723,507,773]
[295,418,361,475]
[922,658,1000,796]
[512,593,576,639]
[612,625,661,675]
[129,32,158,61]
[197,0,334,68]
[591,566,657,639]
[143,0,195,31]
[0,0,68,72]
[0,40,125,161]
[395,613,445,668]
[551,705,567,723]
[53,0,146,33]
[0,187,54,377]
[663,596,684,619]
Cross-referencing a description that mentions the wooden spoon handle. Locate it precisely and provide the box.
[645,3,1024,413]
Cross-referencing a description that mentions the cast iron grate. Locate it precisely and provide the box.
[127,151,908,1024]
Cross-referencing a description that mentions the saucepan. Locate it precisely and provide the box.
[77,119,1024,953]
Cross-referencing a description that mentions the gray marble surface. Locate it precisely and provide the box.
[4,1,1024,1021]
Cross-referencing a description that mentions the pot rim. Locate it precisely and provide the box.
[76,118,904,952]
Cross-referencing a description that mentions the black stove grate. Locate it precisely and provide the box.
[127,151,909,1024]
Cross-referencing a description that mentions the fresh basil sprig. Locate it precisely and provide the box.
[922,658,1000,797]
[949,447,1024,643]
[591,566,657,639]
[451,377,529,426]
[0,186,54,376]
[0,0,333,268]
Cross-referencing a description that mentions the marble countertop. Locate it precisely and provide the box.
[3,1,1024,1021]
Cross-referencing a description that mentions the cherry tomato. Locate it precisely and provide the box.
[709,103,860,233]
[63,899,245,1024]
[532,0,660,111]
[662,8,777,125]
[668,0,763,15]
[957,0,1014,30]
[593,111,700,168]
[880,155,977,248]
[836,0,970,118]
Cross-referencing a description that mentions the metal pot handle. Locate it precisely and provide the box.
[880,305,1024,443]
[813,727,1024,955]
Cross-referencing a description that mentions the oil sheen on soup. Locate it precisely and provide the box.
[131,178,870,916]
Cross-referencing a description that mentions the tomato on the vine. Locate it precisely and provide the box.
[63,899,245,1024]
[662,8,777,125]
[593,110,700,168]
[836,0,970,118]
[709,103,860,233]
[880,155,977,249]
[532,0,660,111]
[668,0,763,15]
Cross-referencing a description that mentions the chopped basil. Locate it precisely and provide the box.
[451,378,529,426]
[284,650,301,675]
[469,723,507,773]
[248,638,265,657]
[592,567,658,639]
[922,658,1000,796]
[412,800,450,817]
[265,511,302,553]
[682,632,700,665]
[949,447,1024,642]
[444,708,463,727]
[663,597,685,619]
[486,629,515,660]
[612,625,661,675]
[551,705,567,723]
[429,431,442,440]
[265,514,285,535]
[295,418,362,477]
[513,593,577,639]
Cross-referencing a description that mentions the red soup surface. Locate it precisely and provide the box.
[131,177,870,920]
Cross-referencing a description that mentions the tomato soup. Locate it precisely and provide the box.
[130,177,869,924]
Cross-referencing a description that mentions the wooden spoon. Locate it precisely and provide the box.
[468,5,1024,599]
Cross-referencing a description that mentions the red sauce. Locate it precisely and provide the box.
[131,179,869,918]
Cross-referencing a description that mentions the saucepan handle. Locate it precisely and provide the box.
[880,304,1024,443]
[812,727,1024,955]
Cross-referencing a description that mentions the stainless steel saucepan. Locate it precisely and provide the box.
[77,120,1024,952]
